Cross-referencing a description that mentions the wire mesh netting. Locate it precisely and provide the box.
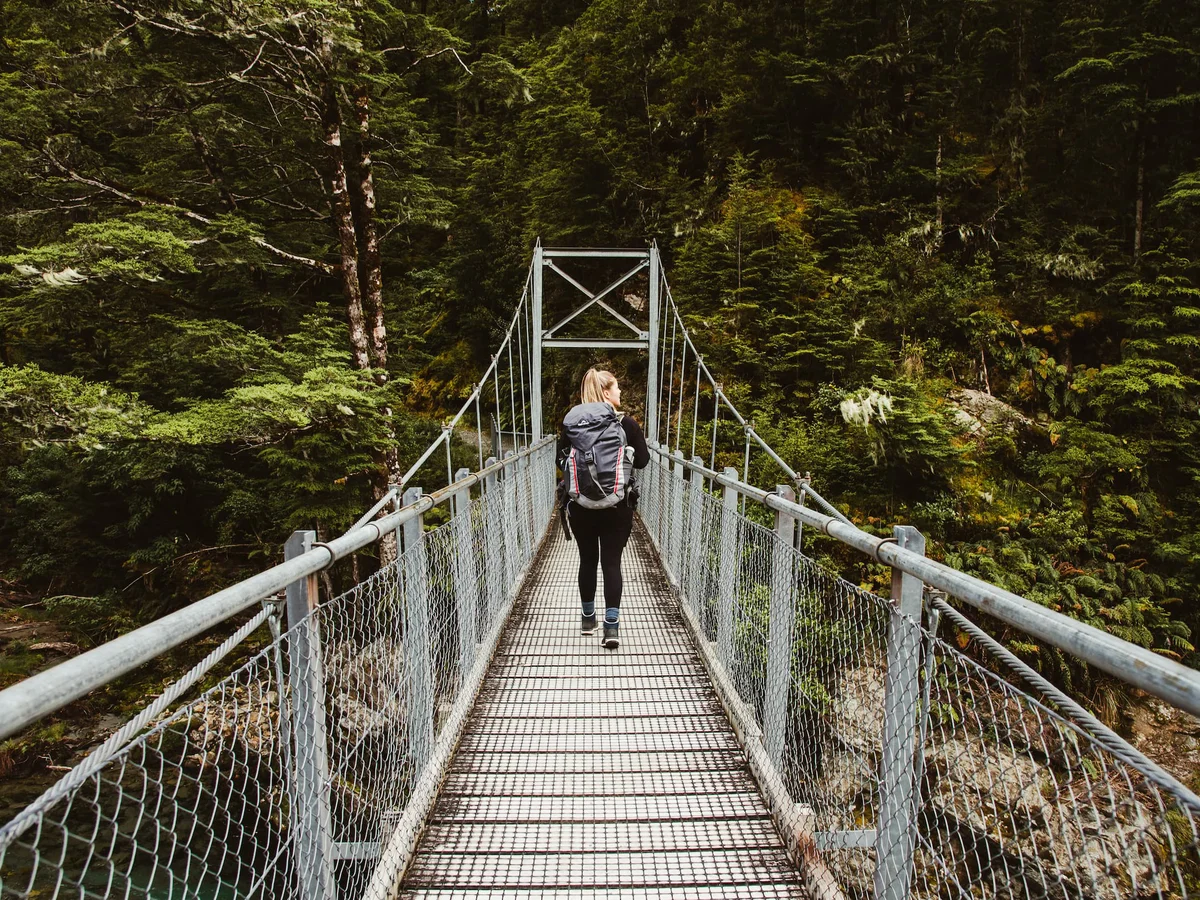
[639,452,1200,900]
[0,445,555,900]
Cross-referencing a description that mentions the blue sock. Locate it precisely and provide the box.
[581,601,595,618]
[605,608,620,626]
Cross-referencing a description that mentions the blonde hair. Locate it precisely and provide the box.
[581,368,617,405]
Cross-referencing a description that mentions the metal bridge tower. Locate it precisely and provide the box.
[529,242,662,441]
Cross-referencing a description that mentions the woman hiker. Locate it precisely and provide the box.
[558,368,650,649]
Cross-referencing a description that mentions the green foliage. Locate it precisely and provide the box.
[0,365,147,449]
[1,214,201,285]
[42,594,136,647]
[1,0,1199,689]
[837,377,968,490]
[444,0,1200,673]
[0,311,410,620]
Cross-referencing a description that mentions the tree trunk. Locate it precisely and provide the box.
[189,124,237,212]
[1134,122,1146,261]
[348,79,402,569]
[1011,3,1027,189]
[352,83,388,378]
[935,133,944,251]
[321,46,397,568]
[320,60,371,372]
[736,222,742,296]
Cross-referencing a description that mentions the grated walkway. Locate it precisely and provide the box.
[398,520,806,898]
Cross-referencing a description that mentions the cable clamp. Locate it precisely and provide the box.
[310,540,337,571]
[872,536,898,563]
[260,591,286,621]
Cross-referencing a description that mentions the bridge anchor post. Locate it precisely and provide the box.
[283,530,335,900]
[874,525,926,900]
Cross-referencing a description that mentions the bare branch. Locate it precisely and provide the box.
[43,147,334,273]
[185,39,269,86]
[402,47,473,76]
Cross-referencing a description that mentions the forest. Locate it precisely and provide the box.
[1,0,1199,738]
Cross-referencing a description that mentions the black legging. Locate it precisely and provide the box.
[568,503,634,609]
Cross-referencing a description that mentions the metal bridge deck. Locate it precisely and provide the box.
[398,523,806,898]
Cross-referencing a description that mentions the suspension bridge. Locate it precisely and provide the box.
[2,244,1199,900]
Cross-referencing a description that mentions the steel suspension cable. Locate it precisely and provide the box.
[506,336,517,452]
[664,309,677,451]
[657,274,670,444]
[929,597,1200,810]
[394,258,533,490]
[741,430,751,516]
[492,354,502,457]
[675,331,688,455]
[524,292,533,435]
[475,393,484,471]
[2,606,272,842]
[691,364,701,461]
[709,382,719,475]
[662,278,854,524]
[516,300,529,446]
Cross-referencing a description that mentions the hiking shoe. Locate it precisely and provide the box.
[602,623,620,649]
[581,614,598,635]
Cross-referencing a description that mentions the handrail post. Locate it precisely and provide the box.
[648,440,665,549]
[686,456,705,604]
[764,485,796,769]
[501,450,517,590]
[669,450,686,577]
[512,450,525,564]
[483,457,504,611]
[283,530,334,900]
[717,466,740,671]
[541,442,554,526]
[521,449,535,561]
[402,487,434,771]
[452,468,480,678]
[516,451,529,562]
[875,524,926,900]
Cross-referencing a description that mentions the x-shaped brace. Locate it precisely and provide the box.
[543,258,650,339]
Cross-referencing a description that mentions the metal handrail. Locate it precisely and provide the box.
[651,443,1200,718]
[0,438,554,742]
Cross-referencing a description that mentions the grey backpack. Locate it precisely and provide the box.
[561,403,635,509]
